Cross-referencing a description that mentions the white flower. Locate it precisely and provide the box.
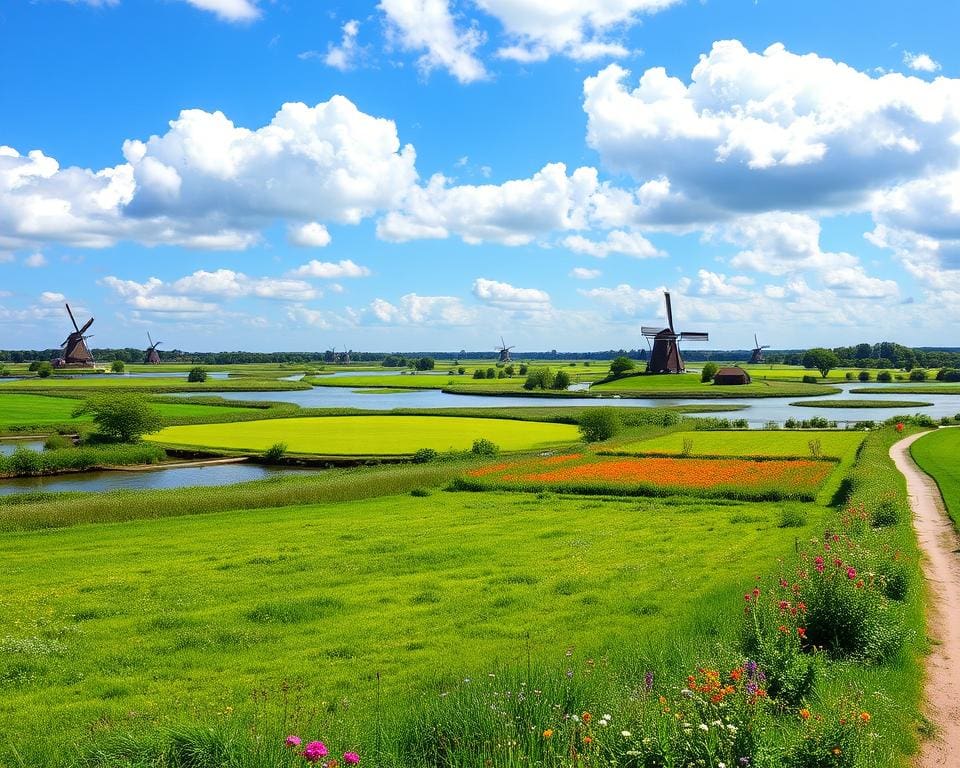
[621,730,632,738]
[698,723,709,732]
[603,714,612,720]
[727,724,738,733]
[681,688,693,697]
[571,715,580,723]
[719,763,727,768]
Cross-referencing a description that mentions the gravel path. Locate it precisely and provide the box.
[890,430,960,768]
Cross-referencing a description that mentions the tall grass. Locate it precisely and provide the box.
[0,444,166,477]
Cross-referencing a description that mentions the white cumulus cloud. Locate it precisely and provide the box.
[903,51,941,73]
[290,259,372,279]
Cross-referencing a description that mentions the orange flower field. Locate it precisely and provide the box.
[463,454,836,501]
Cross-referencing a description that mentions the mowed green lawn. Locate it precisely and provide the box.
[150,415,580,454]
[618,429,865,459]
[911,428,960,529]
[308,373,531,390]
[0,393,257,429]
[0,490,820,764]
[590,373,837,398]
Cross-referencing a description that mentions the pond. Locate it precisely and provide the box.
[0,462,315,497]
[0,440,45,456]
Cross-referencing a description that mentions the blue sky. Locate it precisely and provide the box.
[1,0,959,352]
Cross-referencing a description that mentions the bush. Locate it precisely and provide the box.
[939,368,960,382]
[471,439,499,457]
[472,369,485,379]
[877,370,892,382]
[522,367,552,390]
[187,367,208,383]
[551,369,571,390]
[909,368,928,382]
[457,367,466,375]
[111,360,126,373]
[415,357,435,371]
[72,394,161,443]
[410,488,431,497]
[577,408,621,442]
[518,364,528,375]
[497,369,506,379]
[858,370,871,382]
[700,361,719,383]
[609,356,635,376]
[263,442,287,462]
[485,368,496,379]
[412,448,438,464]
[845,371,855,380]
[503,364,514,376]
[871,494,903,527]
[802,375,819,384]
[36,361,53,378]
[43,434,72,450]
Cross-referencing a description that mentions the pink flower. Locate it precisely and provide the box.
[343,752,360,765]
[285,735,302,749]
[814,556,825,574]
[303,741,329,763]
[847,567,857,580]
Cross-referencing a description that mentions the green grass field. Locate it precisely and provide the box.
[0,488,821,766]
[589,372,839,398]
[0,393,259,430]
[615,429,864,459]
[149,415,581,455]
[307,373,533,390]
[852,385,960,395]
[911,428,960,529]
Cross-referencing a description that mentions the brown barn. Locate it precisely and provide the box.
[714,366,752,385]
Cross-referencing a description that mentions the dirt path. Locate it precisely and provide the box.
[890,431,960,768]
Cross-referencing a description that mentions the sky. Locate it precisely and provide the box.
[1,0,959,353]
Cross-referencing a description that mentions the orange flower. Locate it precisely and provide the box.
[543,729,553,739]
[583,736,593,745]
[860,712,871,723]
[581,712,592,724]
[800,709,811,720]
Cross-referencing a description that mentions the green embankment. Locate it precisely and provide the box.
[590,373,840,398]
[789,399,933,408]
[149,415,581,455]
[910,428,960,529]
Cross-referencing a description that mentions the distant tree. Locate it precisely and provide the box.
[73,394,160,443]
[877,370,893,382]
[609,356,636,377]
[700,361,719,383]
[802,348,840,378]
[909,368,928,382]
[504,364,515,376]
[523,367,552,390]
[497,369,507,379]
[552,369,571,390]
[578,408,622,442]
[518,364,529,376]
[858,370,872,382]
[457,366,466,375]
[486,368,496,379]
[471,438,499,457]
[472,369,485,380]
[111,360,126,373]
[415,357,435,371]
[187,366,208,383]
[36,361,53,378]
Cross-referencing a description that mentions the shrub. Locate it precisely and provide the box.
[845,371,855,380]
[858,370,871,382]
[700,361,719,383]
[732,418,749,429]
[871,494,902,527]
[551,369,571,390]
[743,595,817,704]
[504,364,514,376]
[43,434,72,450]
[787,710,870,768]
[36,361,53,378]
[609,356,635,376]
[938,368,960,382]
[523,367,552,390]
[5,447,43,475]
[187,367,208,383]
[28,361,42,371]
[908,368,928,382]
[472,369,485,379]
[263,442,287,462]
[779,507,808,528]
[485,368,496,379]
[518,364,528,375]
[72,394,161,443]
[457,366,465,375]
[471,438,499,457]
[784,418,798,429]
[497,369,507,379]
[415,357,435,371]
[802,375,819,384]
[410,488,431,497]
[111,360,126,373]
[877,370,893,382]
[577,408,621,442]
[412,448,438,464]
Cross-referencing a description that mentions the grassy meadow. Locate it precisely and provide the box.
[149,415,581,455]
[590,372,839,398]
[911,428,960,528]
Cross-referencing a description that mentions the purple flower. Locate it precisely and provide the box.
[285,735,302,749]
[739,758,751,767]
[343,752,360,765]
[744,659,757,680]
[745,681,758,696]
[303,741,329,763]
[644,670,654,692]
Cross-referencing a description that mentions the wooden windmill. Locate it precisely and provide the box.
[496,336,515,364]
[341,346,351,365]
[749,334,770,364]
[145,332,162,364]
[57,304,95,367]
[641,292,708,374]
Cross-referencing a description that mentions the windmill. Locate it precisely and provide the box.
[57,303,95,367]
[749,334,770,364]
[341,346,351,365]
[496,336,515,364]
[641,292,708,374]
[145,332,163,365]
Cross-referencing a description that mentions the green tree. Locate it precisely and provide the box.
[486,367,496,379]
[877,370,893,382]
[578,408,622,442]
[609,356,636,377]
[523,367,552,390]
[36,361,54,378]
[518,363,529,375]
[73,394,160,443]
[111,360,126,373]
[700,361,719,383]
[909,368,928,382]
[414,357,435,371]
[552,369,571,389]
[802,348,840,378]
[187,366,208,383]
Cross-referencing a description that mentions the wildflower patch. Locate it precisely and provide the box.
[459,454,836,501]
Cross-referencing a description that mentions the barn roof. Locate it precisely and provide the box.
[716,367,747,375]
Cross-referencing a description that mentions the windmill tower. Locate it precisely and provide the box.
[56,304,95,367]
[749,334,770,364]
[341,346,351,365]
[496,336,515,364]
[145,332,163,364]
[641,292,708,374]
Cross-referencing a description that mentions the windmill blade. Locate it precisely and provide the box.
[641,326,669,338]
[664,292,675,333]
[148,332,154,347]
[500,335,506,349]
[754,333,760,349]
[78,317,94,334]
[679,332,709,341]
[65,303,81,333]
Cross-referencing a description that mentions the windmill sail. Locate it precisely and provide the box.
[643,292,708,374]
[58,303,95,367]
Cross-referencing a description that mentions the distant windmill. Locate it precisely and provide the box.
[749,334,770,364]
[496,336,515,364]
[341,346,351,365]
[641,292,708,374]
[145,332,163,365]
[55,303,95,367]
